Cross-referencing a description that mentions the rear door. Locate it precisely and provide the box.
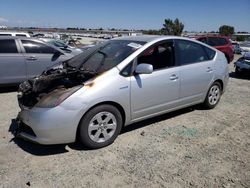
[0,39,26,84]
[19,39,64,78]
[175,39,215,106]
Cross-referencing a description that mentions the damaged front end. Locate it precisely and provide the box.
[18,63,97,108]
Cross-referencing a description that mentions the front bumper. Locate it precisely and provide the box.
[16,105,84,145]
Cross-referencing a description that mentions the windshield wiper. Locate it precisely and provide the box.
[97,50,107,57]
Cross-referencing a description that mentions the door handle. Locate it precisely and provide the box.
[170,74,178,80]
[26,56,37,61]
[206,67,213,73]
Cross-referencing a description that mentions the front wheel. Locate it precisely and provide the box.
[203,82,222,109]
[79,104,123,149]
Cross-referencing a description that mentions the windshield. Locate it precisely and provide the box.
[66,40,146,73]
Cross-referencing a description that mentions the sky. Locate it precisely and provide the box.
[0,0,250,32]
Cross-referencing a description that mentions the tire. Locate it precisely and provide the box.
[235,67,240,75]
[203,82,222,109]
[79,104,123,149]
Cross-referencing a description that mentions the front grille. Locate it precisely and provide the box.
[19,121,36,137]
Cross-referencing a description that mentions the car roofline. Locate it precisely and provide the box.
[0,36,66,54]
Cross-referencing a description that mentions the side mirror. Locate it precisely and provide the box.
[135,63,153,74]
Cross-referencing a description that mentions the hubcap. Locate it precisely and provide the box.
[208,85,220,105]
[88,112,117,143]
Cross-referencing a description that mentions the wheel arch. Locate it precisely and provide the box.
[224,53,230,63]
[75,101,126,141]
[214,79,224,92]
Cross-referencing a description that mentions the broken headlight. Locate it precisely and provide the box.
[35,86,82,108]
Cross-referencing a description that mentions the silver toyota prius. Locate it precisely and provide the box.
[16,36,229,149]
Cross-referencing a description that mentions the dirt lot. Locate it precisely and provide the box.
[0,55,249,188]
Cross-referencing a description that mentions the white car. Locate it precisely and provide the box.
[240,42,250,52]
[0,31,30,37]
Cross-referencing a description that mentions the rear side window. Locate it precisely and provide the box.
[175,39,209,65]
[204,47,216,60]
[0,39,18,53]
[207,37,228,46]
[21,40,57,54]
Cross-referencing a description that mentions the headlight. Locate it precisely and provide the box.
[35,86,82,108]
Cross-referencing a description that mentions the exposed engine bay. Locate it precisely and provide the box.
[18,63,98,108]
[17,40,146,108]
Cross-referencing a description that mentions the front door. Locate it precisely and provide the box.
[130,40,180,120]
[0,39,26,84]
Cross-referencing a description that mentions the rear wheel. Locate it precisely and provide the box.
[79,104,123,149]
[203,82,222,109]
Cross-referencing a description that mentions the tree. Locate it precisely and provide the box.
[236,35,247,41]
[162,18,184,36]
[142,29,161,35]
[219,25,234,36]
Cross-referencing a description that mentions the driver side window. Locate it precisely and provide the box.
[137,40,175,70]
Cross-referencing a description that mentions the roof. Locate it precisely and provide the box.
[112,35,197,44]
[112,35,170,43]
[0,31,29,34]
[0,36,32,39]
[194,35,230,39]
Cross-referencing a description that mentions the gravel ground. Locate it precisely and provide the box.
[0,55,249,188]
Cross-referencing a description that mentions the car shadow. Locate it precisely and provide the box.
[9,106,196,155]
[229,72,250,80]
[121,107,195,134]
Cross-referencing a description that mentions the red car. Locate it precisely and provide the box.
[195,36,234,63]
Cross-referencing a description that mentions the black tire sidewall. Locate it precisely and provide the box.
[204,82,222,109]
[235,67,240,75]
[79,104,123,149]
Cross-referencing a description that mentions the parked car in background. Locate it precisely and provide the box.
[195,36,234,63]
[0,31,30,37]
[16,36,229,149]
[240,42,250,52]
[0,36,73,85]
[231,41,242,54]
[39,38,83,55]
[234,52,250,76]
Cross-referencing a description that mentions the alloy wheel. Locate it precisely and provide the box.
[208,85,220,105]
[88,112,117,143]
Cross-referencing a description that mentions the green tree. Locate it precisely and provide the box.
[219,25,234,36]
[162,18,184,36]
[143,29,161,35]
[236,35,247,41]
